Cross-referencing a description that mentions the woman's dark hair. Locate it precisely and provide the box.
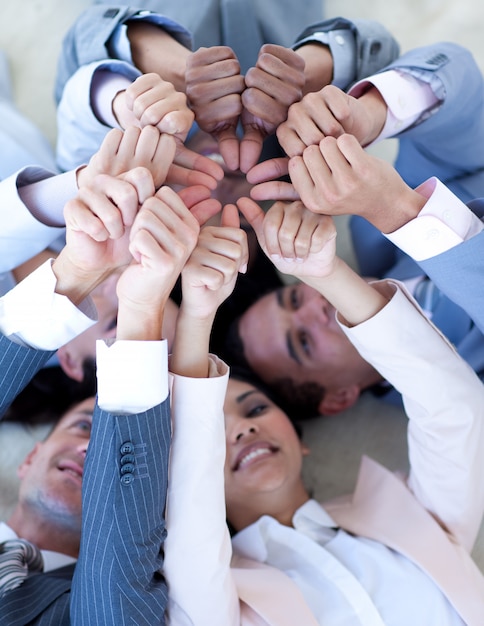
[4,358,97,425]
[229,365,303,440]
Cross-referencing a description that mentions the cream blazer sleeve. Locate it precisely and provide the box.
[164,355,241,626]
[339,280,484,551]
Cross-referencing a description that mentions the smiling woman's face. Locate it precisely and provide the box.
[223,378,309,528]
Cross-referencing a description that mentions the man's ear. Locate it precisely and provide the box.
[300,443,310,457]
[17,443,42,479]
[57,346,84,382]
[318,385,360,416]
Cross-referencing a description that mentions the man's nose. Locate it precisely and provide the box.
[77,441,88,458]
[295,297,328,326]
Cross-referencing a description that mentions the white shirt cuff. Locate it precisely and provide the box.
[0,259,97,350]
[385,177,484,260]
[96,339,168,414]
[91,70,132,128]
[18,169,77,227]
[349,70,440,144]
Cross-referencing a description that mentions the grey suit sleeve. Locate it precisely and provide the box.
[70,399,171,626]
[293,17,400,90]
[55,5,192,103]
[0,333,54,418]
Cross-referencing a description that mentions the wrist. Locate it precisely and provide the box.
[295,43,333,94]
[52,252,109,306]
[127,21,190,92]
[357,87,387,146]
[116,298,165,341]
[171,309,213,378]
[177,306,216,332]
[365,188,426,234]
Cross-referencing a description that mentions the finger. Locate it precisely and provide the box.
[95,127,124,162]
[188,198,222,226]
[178,184,211,208]
[166,163,220,190]
[293,210,320,259]
[310,215,337,255]
[246,157,289,184]
[131,192,198,256]
[250,180,299,202]
[178,184,223,224]
[188,261,228,291]
[262,202,286,259]
[87,174,141,233]
[241,88,287,129]
[236,196,267,255]
[333,132,367,165]
[147,131,177,188]
[220,203,241,229]
[239,127,264,174]
[216,128,240,171]
[276,122,308,158]
[114,125,141,163]
[173,142,224,184]
[117,166,155,214]
[289,148,332,213]
[64,196,111,241]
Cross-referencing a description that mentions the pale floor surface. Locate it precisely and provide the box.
[1,0,484,568]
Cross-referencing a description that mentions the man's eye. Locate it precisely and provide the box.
[289,288,300,310]
[74,420,92,434]
[298,330,311,356]
[106,316,117,332]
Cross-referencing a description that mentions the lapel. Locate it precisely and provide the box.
[232,556,319,626]
[324,456,484,626]
[0,563,74,626]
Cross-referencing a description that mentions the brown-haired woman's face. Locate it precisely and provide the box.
[223,378,308,521]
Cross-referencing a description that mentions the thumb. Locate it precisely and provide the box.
[221,203,240,229]
[236,196,265,241]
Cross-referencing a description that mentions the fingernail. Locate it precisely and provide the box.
[270,254,281,261]
[240,263,248,274]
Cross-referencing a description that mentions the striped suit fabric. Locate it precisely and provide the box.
[0,333,171,625]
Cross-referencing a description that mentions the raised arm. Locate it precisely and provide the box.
[165,205,248,626]
[239,193,484,551]
[71,180,200,626]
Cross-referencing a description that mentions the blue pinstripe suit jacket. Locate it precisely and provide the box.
[0,334,170,625]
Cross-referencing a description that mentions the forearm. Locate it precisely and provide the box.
[165,358,239,626]
[295,43,333,95]
[302,257,389,326]
[127,21,190,92]
[340,280,484,550]
[171,309,215,378]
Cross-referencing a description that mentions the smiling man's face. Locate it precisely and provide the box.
[16,397,94,533]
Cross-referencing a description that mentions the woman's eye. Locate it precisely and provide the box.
[246,404,268,418]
